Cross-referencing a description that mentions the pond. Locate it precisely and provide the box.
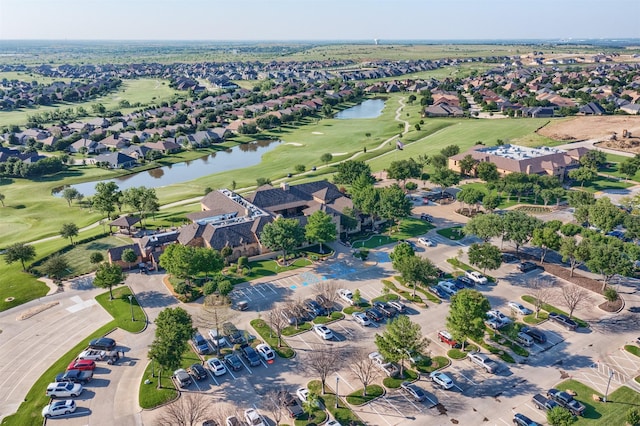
[335,99,385,119]
[55,140,281,196]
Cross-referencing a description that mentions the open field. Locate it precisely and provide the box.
[0,78,180,127]
[537,115,640,143]
[0,71,72,84]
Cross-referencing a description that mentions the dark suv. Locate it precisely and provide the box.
[89,337,116,351]
[521,326,546,343]
[305,299,326,316]
[373,302,397,318]
[240,344,261,367]
[365,308,384,322]
[548,312,578,331]
[518,261,538,273]
[223,322,247,344]
[277,390,303,418]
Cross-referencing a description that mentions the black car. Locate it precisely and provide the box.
[455,276,474,288]
[518,261,538,273]
[222,322,247,345]
[188,363,208,381]
[521,326,547,344]
[305,299,326,316]
[55,369,93,383]
[373,301,397,318]
[89,337,116,351]
[315,294,332,312]
[428,285,449,299]
[224,353,243,371]
[502,253,519,263]
[548,312,578,331]
[420,213,433,222]
[277,390,303,418]
[365,308,384,322]
[513,413,540,426]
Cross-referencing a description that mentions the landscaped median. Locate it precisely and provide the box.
[312,311,345,324]
[382,369,419,388]
[307,380,365,426]
[250,319,295,358]
[521,295,589,328]
[95,285,146,333]
[346,384,385,405]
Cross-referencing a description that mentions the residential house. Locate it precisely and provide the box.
[579,102,606,115]
[90,152,137,168]
[143,140,181,154]
[68,138,107,154]
[107,244,143,269]
[423,103,464,117]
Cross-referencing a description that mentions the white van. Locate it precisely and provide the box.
[516,332,534,347]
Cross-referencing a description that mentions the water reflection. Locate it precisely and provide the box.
[335,99,385,119]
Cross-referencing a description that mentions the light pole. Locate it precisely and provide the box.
[128,295,135,322]
[335,376,339,409]
[604,370,614,402]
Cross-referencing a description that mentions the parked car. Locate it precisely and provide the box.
[373,301,397,317]
[42,400,76,418]
[353,311,372,326]
[315,294,332,312]
[88,337,116,351]
[508,302,533,315]
[521,326,547,344]
[437,330,459,348]
[548,312,578,331]
[487,310,512,326]
[305,299,326,316]
[532,393,559,412]
[256,343,276,362]
[188,363,208,380]
[547,388,586,416]
[222,322,247,345]
[365,308,384,322]
[438,280,459,296]
[465,270,488,285]
[388,300,406,312]
[240,344,262,367]
[337,289,354,305]
[418,237,435,247]
[224,353,243,371]
[277,390,304,418]
[207,357,228,376]
[226,416,242,426]
[46,382,83,398]
[296,387,311,403]
[55,369,93,384]
[67,359,96,371]
[513,413,541,426]
[397,239,416,249]
[502,253,519,263]
[516,332,534,347]
[78,349,106,361]
[173,369,192,388]
[326,421,342,426]
[369,352,400,377]
[313,324,334,340]
[192,331,211,354]
[420,213,433,222]
[428,284,449,299]
[429,371,454,390]
[208,329,230,349]
[400,381,427,402]
[468,352,498,374]
[244,408,266,426]
[518,261,538,273]
[455,276,475,288]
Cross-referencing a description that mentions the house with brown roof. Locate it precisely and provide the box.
[449,144,586,180]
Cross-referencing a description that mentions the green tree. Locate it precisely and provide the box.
[352,289,362,306]
[218,280,233,299]
[378,184,412,233]
[464,213,503,242]
[159,244,195,281]
[547,406,575,426]
[532,225,561,264]
[3,242,36,271]
[456,187,484,212]
[194,247,224,279]
[430,168,460,196]
[580,150,607,169]
[458,155,478,176]
[568,167,597,188]
[440,145,460,158]
[559,237,591,277]
[305,211,337,254]
[559,223,582,237]
[390,242,415,270]
[567,190,594,207]
[604,286,619,306]
[502,211,542,254]
[476,162,499,182]
[62,187,80,207]
[619,159,639,180]
[374,315,429,376]
[93,181,120,219]
[627,408,640,426]
[93,262,124,299]
[586,239,634,290]
[467,243,502,274]
[482,192,501,212]
[446,289,491,350]
[260,217,305,265]
[333,160,372,185]
[589,197,624,233]
[60,222,79,244]
[396,255,438,297]
[41,254,69,281]
[386,158,421,188]
[122,248,138,270]
[430,154,448,170]
[148,307,194,389]
[294,164,306,173]
[320,153,333,166]
[89,251,104,265]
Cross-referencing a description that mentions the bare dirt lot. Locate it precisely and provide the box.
[538,116,640,151]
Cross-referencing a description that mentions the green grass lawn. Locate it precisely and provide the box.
[521,295,588,328]
[312,311,344,324]
[308,380,364,426]
[351,217,435,249]
[95,285,146,333]
[58,234,133,278]
[437,226,465,241]
[249,319,295,358]
[414,355,449,373]
[1,323,116,426]
[383,369,419,388]
[459,182,563,208]
[245,257,312,279]
[555,380,640,425]
[346,385,385,405]
[625,345,640,358]
[570,176,633,193]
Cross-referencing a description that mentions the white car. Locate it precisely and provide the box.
[487,310,511,325]
[256,343,276,362]
[296,387,310,403]
[353,311,372,326]
[313,324,334,340]
[206,357,227,376]
[465,270,488,285]
[508,302,533,315]
[418,237,435,247]
[388,300,406,312]
[208,329,230,348]
[77,349,106,361]
[46,382,83,398]
[438,280,458,296]
[42,400,76,418]
[429,371,454,390]
[326,420,343,426]
[337,288,354,305]
[244,408,266,426]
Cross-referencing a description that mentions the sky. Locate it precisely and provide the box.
[1,0,639,41]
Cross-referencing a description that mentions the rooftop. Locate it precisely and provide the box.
[476,144,566,161]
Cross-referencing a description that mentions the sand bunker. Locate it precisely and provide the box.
[284,142,303,146]
[311,132,324,135]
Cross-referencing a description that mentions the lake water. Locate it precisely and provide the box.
[56,140,281,196]
[335,99,385,119]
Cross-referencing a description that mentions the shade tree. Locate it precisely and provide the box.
[467,242,502,274]
[3,242,36,271]
[260,217,305,265]
[304,210,337,253]
[148,307,194,388]
[446,289,491,350]
[374,315,429,376]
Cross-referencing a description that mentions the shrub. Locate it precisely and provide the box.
[628,408,640,426]
[237,256,248,268]
[203,281,218,295]
[405,182,418,191]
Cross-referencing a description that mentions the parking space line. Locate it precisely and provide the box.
[238,356,253,375]
[253,285,266,298]
[368,402,393,426]
[498,417,511,425]
[397,391,423,412]
[336,323,354,337]
[206,369,220,386]
[227,368,237,380]
[380,395,404,416]
[192,377,202,391]
[260,359,268,369]
[335,373,356,391]
[451,366,478,386]
[264,283,278,294]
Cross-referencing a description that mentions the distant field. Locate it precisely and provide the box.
[0,78,180,127]
[0,71,72,84]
